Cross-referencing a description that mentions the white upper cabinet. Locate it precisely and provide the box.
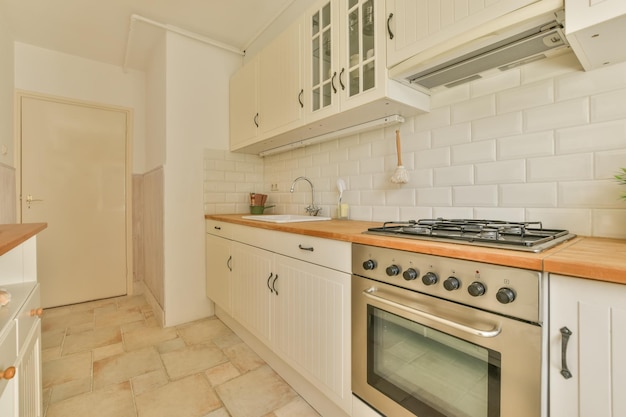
[385,0,541,68]
[564,0,626,70]
[230,19,304,152]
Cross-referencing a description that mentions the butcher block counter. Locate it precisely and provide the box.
[205,214,626,284]
[0,223,47,256]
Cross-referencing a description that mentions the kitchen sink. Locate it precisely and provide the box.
[241,214,332,223]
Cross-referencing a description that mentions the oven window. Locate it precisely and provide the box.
[367,306,501,417]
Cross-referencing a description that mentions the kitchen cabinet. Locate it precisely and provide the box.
[230,20,304,151]
[205,220,233,314]
[0,229,44,417]
[385,0,541,68]
[549,274,626,417]
[218,223,352,414]
[564,0,626,70]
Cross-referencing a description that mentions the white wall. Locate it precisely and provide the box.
[162,32,241,326]
[14,43,147,173]
[145,33,166,171]
[0,13,14,168]
[205,52,626,239]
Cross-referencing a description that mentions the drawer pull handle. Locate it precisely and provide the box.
[272,274,279,295]
[267,273,274,293]
[214,226,221,230]
[226,255,232,272]
[298,245,314,252]
[30,308,43,317]
[0,366,16,380]
[560,326,573,379]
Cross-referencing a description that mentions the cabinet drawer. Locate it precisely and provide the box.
[16,285,40,351]
[206,220,233,239]
[273,232,351,273]
[0,320,17,396]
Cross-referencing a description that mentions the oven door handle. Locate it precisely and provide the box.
[363,287,502,338]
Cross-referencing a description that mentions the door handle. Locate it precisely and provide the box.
[25,194,44,209]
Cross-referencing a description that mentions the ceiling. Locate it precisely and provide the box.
[1,0,297,70]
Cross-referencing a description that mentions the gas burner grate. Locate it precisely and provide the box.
[366,218,575,252]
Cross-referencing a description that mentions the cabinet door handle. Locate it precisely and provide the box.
[254,113,259,127]
[339,68,345,90]
[0,366,16,380]
[298,244,314,252]
[30,308,44,317]
[387,13,394,40]
[298,89,304,108]
[267,273,274,293]
[272,274,279,295]
[226,255,232,272]
[559,326,573,379]
[331,71,337,94]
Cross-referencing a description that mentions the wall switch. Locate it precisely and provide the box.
[271,183,278,191]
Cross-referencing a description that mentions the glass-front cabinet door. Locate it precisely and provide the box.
[306,0,340,123]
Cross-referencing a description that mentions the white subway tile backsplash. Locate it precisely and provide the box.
[496,79,553,113]
[497,132,554,160]
[595,149,626,179]
[453,185,498,207]
[434,165,473,186]
[500,183,557,207]
[471,112,522,141]
[432,123,471,147]
[451,95,496,124]
[524,98,589,132]
[204,57,626,235]
[556,61,626,101]
[451,141,496,164]
[475,160,525,184]
[528,154,593,182]
[591,88,626,122]
[559,180,624,208]
[556,120,626,154]
[417,187,452,206]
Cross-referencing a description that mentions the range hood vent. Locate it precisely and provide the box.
[393,10,569,91]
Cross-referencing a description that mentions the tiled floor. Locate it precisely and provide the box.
[41,294,321,417]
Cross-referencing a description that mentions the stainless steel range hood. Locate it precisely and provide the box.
[391,8,569,92]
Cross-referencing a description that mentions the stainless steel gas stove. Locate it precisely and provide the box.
[365,218,576,252]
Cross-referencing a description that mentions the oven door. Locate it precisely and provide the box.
[352,275,542,417]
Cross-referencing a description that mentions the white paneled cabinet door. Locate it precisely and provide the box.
[205,233,232,314]
[258,18,305,138]
[17,321,42,417]
[231,242,273,345]
[229,57,259,150]
[272,254,351,413]
[549,274,626,417]
[385,0,540,67]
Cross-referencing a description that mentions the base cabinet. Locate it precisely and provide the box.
[549,274,626,417]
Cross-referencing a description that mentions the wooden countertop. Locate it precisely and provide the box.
[206,214,626,284]
[0,223,48,256]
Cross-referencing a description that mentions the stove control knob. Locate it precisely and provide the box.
[403,268,419,281]
[468,281,486,297]
[443,276,461,291]
[386,265,401,276]
[421,272,439,286]
[496,287,516,304]
[363,260,377,270]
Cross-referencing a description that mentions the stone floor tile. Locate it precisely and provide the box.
[42,351,92,389]
[42,308,93,333]
[95,306,145,328]
[176,317,234,345]
[203,408,231,417]
[272,397,321,417]
[131,369,169,396]
[161,343,227,380]
[49,376,92,404]
[135,374,221,417]
[156,337,187,354]
[46,381,136,417]
[93,347,163,389]
[62,326,122,355]
[41,329,65,351]
[93,342,125,361]
[216,365,298,417]
[123,322,178,351]
[223,342,265,373]
[211,332,243,350]
[205,362,241,387]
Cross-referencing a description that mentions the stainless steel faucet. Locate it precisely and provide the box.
[290,176,321,216]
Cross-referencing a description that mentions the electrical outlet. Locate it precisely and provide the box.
[271,183,279,191]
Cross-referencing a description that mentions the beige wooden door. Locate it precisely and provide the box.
[20,95,129,308]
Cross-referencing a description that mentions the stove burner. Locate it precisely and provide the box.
[366,218,575,252]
